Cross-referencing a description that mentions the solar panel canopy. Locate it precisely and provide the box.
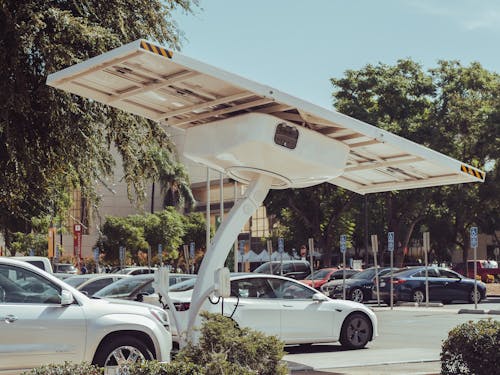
[46,39,485,194]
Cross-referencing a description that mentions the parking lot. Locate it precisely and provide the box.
[285,296,500,374]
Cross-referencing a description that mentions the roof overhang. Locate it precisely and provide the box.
[46,39,485,194]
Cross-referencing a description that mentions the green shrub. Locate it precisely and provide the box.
[116,361,203,374]
[176,312,288,375]
[441,318,500,375]
[21,362,102,375]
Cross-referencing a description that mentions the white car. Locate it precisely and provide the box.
[0,258,172,374]
[63,273,131,296]
[146,273,377,349]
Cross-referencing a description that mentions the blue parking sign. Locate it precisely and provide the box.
[470,227,478,248]
[388,232,395,252]
[340,234,347,253]
[278,238,284,253]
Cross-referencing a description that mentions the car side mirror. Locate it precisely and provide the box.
[312,293,328,302]
[60,290,74,306]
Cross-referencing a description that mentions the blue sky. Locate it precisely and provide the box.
[173,0,500,109]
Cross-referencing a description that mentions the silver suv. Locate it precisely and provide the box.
[0,258,171,374]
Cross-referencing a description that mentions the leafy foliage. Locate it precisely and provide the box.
[330,59,499,265]
[0,0,198,236]
[176,312,288,375]
[441,319,500,375]
[101,208,185,264]
[21,361,102,375]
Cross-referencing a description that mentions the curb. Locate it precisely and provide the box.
[458,308,500,315]
[397,302,443,308]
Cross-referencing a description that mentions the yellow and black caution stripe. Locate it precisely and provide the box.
[461,165,485,180]
[140,40,173,59]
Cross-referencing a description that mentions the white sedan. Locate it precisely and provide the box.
[147,273,377,349]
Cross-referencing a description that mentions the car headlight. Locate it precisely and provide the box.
[149,308,170,330]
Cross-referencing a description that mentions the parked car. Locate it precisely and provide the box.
[376,266,487,304]
[300,268,360,289]
[0,258,171,374]
[321,267,397,302]
[116,266,158,275]
[94,273,195,302]
[452,260,499,283]
[53,263,78,274]
[253,260,311,279]
[146,273,377,349]
[10,256,53,274]
[64,273,131,296]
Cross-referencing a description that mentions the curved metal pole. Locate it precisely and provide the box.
[185,174,273,342]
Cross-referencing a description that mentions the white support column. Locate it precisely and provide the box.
[206,168,211,250]
[186,174,273,341]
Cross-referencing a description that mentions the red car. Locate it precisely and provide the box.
[299,268,339,289]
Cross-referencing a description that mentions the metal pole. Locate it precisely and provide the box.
[371,235,380,306]
[308,238,315,285]
[206,168,211,251]
[342,251,346,300]
[233,181,238,273]
[390,248,393,310]
[364,196,369,267]
[474,246,478,310]
[220,172,224,222]
[423,232,430,307]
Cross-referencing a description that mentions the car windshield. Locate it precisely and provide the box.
[64,276,90,287]
[254,263,281,273]
[170,277,197,292]
[94,276,151,298]
[306,269,332,280]
[56,264,76,272]
[350,268,377,280]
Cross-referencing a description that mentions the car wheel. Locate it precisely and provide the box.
[350,288,364,303]
[339,312,372,349]
[412,289,425,303]
[93,335,153,369]
[468,289,482,304]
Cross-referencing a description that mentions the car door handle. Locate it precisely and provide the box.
[282,304,293,308]
[2,314,18,323]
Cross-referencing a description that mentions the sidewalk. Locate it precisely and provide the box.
[289,360,440,375]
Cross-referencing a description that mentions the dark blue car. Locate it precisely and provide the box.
[376,266,486,304]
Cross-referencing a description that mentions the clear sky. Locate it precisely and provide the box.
[173,0,500,109]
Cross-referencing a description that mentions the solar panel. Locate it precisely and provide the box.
[47,39,485,194]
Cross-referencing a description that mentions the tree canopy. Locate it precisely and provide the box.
[266,59,499,266]
[0,0,198,236]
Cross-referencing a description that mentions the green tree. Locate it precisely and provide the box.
[101,216,148,264]
[265,184,357,266]
[0,0,198,238]
[426,61,500,262]
[101,208,185,264]
[331,59,499,265]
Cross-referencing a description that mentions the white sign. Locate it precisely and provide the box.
[470,227,478,248]
[388,232,395,252]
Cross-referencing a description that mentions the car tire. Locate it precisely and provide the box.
[339,312,372,349]
[93,335,153,369]
[412,289,425,303]
[349,288,364,303]
[468,289,482,304]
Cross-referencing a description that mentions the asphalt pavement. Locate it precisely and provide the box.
[285,296,500,375]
